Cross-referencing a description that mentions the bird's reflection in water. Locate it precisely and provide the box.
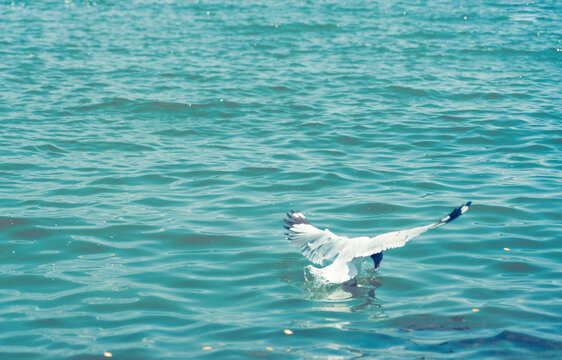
[303,267,386,315]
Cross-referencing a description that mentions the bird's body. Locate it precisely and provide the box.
[284,202,471,284]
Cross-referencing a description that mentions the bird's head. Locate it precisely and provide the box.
[370,252,383,270]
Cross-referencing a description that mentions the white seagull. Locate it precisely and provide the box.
[284,202,471,284]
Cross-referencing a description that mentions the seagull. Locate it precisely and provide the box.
[284,202,471,284]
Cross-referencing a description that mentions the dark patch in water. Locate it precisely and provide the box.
[399,314,470,332]
[438,330,562,351]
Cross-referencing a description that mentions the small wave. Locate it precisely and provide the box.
[387,85,429,97]
[510,14,538,23]
[88,173,176,186]
[73,141,155,152]
[66,97,134,111]
[333,202,405,215]
[271,85,296,92]
[131,101,194,114]
[21,144,67,156]
[66,98,242,115]
[132,196,185,207]
[152,129,199,137]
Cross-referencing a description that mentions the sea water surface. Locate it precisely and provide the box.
[1,0,561,358]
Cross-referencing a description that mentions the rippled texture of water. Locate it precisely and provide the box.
[1,0,561,358]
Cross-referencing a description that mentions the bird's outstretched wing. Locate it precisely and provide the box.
[284,210,347,265]
[341,201,472,261]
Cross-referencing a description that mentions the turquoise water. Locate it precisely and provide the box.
[1,0,561,358]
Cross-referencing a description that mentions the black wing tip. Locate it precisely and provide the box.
[283,210,310,228]
[439,201,472,225]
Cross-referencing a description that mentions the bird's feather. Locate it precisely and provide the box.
[284,211,346,265]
